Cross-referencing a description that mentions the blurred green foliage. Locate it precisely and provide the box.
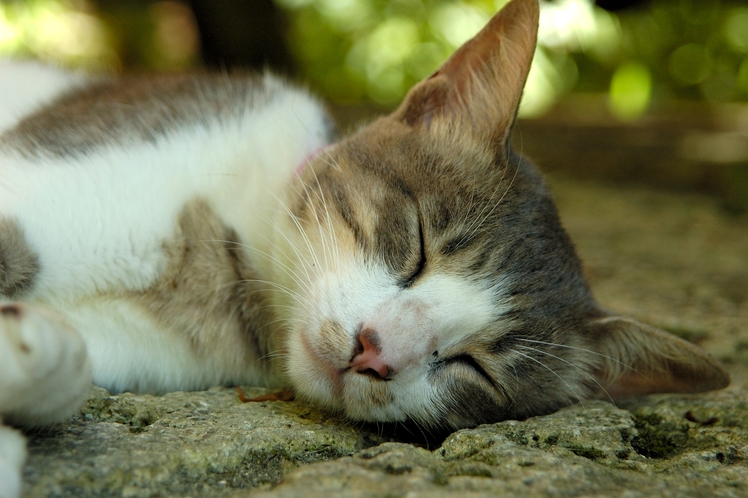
[611,0,748,108]
[276,0,495,107]
[277,0,748,118]
[0,0,198,70]
[1,0,747,119]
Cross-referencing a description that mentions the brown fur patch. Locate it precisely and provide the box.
[0,218,40,298]
[133,199,283,379]
[1,73,275,158]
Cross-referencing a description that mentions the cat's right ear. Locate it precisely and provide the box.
[391,0,539,144]
[588,315,730,399]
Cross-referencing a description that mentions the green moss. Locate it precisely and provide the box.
[565,445,606,461]
[619,428,632,442]
[615,449,631,460]
[631,413,688,459]
[507,432,530,446]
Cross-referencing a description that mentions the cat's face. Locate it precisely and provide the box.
[283,119,597,429]
[276,0,728,430]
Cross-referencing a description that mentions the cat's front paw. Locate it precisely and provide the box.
[0,303,92,426]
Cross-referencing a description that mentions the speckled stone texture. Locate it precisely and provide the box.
[21,178,748,497]
[252,392,748,498]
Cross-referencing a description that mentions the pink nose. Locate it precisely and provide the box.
[349,329,391,380]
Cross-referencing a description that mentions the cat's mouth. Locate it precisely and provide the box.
[289,310,440,423]
[295,323,398,394]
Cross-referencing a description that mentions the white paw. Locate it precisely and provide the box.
[0,303,92,426]
[0,423,25,498]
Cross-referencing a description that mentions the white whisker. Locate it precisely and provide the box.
[516,345,614,404]
[513,350,587,413]
[198,238,313,297]
[515,338,651,381]
[262,199,320,280]
[463,154,520,243]
[242,278,311,309]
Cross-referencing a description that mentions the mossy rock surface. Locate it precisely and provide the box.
[23,390,748,497]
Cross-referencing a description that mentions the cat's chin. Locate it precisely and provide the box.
[338,369,438,424]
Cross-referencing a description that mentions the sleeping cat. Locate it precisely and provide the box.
[0,0,729,494]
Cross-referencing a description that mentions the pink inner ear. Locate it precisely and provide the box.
[590,315,730,400]
[600,371,666,399]
[400,76,450,128]
[602,369,716,399]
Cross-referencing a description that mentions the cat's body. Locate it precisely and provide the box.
[0,1,729,496]
[0,68,329,396]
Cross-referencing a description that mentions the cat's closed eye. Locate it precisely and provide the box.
[434,353,495,387]
[441,233,480,256]
[400,216,425,288]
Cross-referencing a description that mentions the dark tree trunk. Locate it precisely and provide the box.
[187,0,296,74]
[93,0,296,74]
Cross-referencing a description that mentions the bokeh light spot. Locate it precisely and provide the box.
[669,43,711,86]
[608,61,652,121]
[724,7,748,52]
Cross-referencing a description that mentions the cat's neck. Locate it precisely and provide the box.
[295,147,325,176]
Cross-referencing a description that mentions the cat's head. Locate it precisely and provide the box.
[278,0,729,430]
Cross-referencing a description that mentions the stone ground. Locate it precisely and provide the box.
[21,176,748,497]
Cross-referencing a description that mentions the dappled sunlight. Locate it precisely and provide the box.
[0,0,198,70]
[429,2,490,49]
[278,0,613,111]
[608,61,652,121]
[521,0,620,117]
[277,0,748,119]
[0,0,746,119]
[0,0,114,68]
[279,0,627,113]
[725,8,748,53]
[146,1,199,69]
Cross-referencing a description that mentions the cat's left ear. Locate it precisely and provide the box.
[392,0,539,144]
[588,315,730,399]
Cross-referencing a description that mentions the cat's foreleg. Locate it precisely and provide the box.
[0,303,92,427]
[0,303,89,498]
[0,422,25,498]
